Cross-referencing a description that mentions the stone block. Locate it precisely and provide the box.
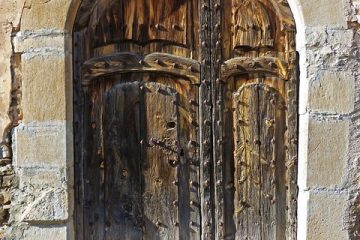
[21,0,68,30]
[309,71,355,114]
[307,191,348,240]
[300,0,347,27]
[307,118,349,188]
[17,167,65,189]
[21,225,67,240]
[13,30,65,53]
[1,175,16,188]
[13,122,66,167]
[20,188,68,222]
[22,53,66,122]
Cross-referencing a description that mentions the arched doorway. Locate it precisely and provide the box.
[73,0,298,239]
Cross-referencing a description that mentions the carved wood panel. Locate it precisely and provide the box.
[74,0,298,239]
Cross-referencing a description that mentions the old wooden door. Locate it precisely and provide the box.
[73,0,298,239]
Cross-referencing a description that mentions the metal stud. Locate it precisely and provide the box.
[201,4,208,10]
[172,180,179,185]
[201,41,207,47]
[216,180,222,186]
[188,65,197,72]
[214,3,220,10]
[172,63,180,69]
[189,99,197,105]
[253,139,261,145]
[204,180,210,187]
[173,200,179,206]
[189,140,197,147]
[172,24,181,31]
[156,221,161,227]
[203,99,211,105]
[204,120,211,126]
[217,160,223,166]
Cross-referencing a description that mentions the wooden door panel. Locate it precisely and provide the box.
[233,83,287,239]
[142,82,180,239]
[75,0,297,239]
[232,0,273,48]
[122,0,188,45]
[84,89,106,240]
[98,77,199,240]
[103,82,143,239]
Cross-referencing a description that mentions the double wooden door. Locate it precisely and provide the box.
[74,0,298,239]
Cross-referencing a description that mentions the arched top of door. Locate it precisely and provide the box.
[74,0,295,48]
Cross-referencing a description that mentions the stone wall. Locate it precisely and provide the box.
[0,0,358,239]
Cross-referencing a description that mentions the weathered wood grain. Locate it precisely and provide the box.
[103,82,143,239]
[74,0,298,239]
[82,53,200,85]
[199,0,214,239]
[142,82,180,240]
[221,57,288,81]
[232,0,274,48]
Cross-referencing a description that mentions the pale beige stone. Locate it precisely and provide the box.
[17,167,65,189]
[309,71,355,114]
[21,0,68,30]
[13,30,65,53]
[20,188,68,221]
[22,54,66,122]
[307,118,349,188]
[21,226,67,240]
[13,122,66,167]
[307,191,348,240]
[300,0,347,27]
[0,27,14,139]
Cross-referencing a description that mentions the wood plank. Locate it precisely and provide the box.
[232,0,274,48]
[211,0,226,237]
[199,0,214,239]
[233,84,261,240]
[82,53,200,86]
[122,0,188,45]
[103,82,143,240]
[142,82,180,240]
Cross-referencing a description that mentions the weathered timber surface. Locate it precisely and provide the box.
[82,53,200,85]
[74,0,298,239]
[233,84,287,240]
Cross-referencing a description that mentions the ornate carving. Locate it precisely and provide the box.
[83,53,200,85]
[221,57,288,80]
[232,0,274,48]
